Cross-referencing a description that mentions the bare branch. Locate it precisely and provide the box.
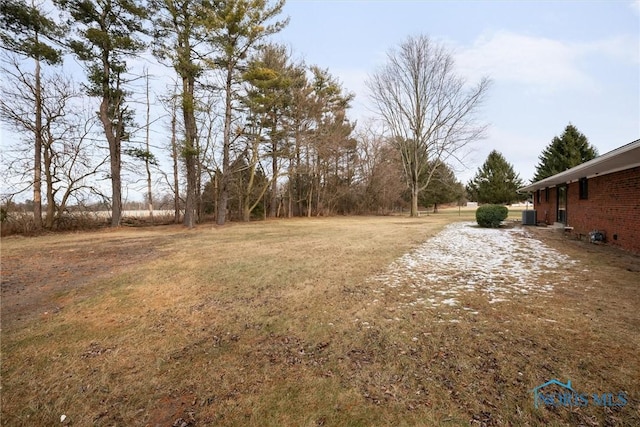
[366,34,490,216]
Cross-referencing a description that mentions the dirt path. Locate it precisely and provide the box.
[1,232,168,330]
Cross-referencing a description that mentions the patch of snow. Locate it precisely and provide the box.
[369,221,578,318]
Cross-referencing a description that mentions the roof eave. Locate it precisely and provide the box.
[518,139,640,193]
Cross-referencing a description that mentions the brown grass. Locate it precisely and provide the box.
[1,209,639,426]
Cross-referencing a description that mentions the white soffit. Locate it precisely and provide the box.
[519,139,640,193]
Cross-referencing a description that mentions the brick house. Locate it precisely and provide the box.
[519,139,640,253]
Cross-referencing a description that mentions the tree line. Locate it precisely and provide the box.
[466,124,598,205]
[0,0,597,231]
[0,0,478,230]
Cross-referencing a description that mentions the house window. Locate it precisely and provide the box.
[545,187,549,202]
[579,178,588,200]
[537,190,541,204]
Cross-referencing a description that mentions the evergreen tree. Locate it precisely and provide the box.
[56,0,147,227]
[201,0,288,225]
[1,0,64,230]
[467,150,524,204]
[533,124,598,182]
[150,0,204,228]
[0,1,62,62]
[420,162,464,212]
[242,44,294,218]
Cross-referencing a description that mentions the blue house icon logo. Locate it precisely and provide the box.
[531,379,576,408]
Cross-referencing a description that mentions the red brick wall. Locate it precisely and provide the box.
[534,187,557,225]
[533,167,640,254]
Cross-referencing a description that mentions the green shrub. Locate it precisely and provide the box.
[476,204,508,228]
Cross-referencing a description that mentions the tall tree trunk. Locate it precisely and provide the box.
[411,184,419,217]
[99,95,122,227]
[287,158,293,218]
[409,156,419,217]
[33,53,43,230]
[42,104,57,228]
[269,116,278,218]
[305,145,313,217]
[295,127,303,216]
[270,137,278,218]
[315,157,321,216]
[170,102,181,224]
[43,142,55,229]
[97,53,122,227]
[145,153,153,223]
[195,137,202,222]
[217,63,233,225]
[270,167,278,217]
[109,133,122,226]
[182,73,197,228]
[145,71,154,222]
[242,146,257,223]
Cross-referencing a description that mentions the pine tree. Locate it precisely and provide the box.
[533,124,598,182]
[420,162,464,212]
[242,45,288,215]
[201,0,288,225]
[0,1,62,62]
[467,150,524,205]
[1,0,64,230]
[150,0,203,228]
[56,0,147,227]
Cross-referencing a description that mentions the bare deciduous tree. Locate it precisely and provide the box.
[1,0,63,229]
[158,82,183,224]
[1,59,107,227]
[354,123,405,214]
[367,34,490,216]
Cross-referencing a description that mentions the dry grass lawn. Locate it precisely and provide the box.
[1,210,639,426]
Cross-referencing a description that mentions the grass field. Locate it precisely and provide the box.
[1,209,639,426]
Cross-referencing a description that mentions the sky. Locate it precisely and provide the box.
[272,0,640,184]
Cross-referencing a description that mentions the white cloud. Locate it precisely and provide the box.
[454,30,639,94]
[455,31,595,92]
[586,35,640,64]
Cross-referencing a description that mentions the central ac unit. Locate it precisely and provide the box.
[522,210,536,225]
